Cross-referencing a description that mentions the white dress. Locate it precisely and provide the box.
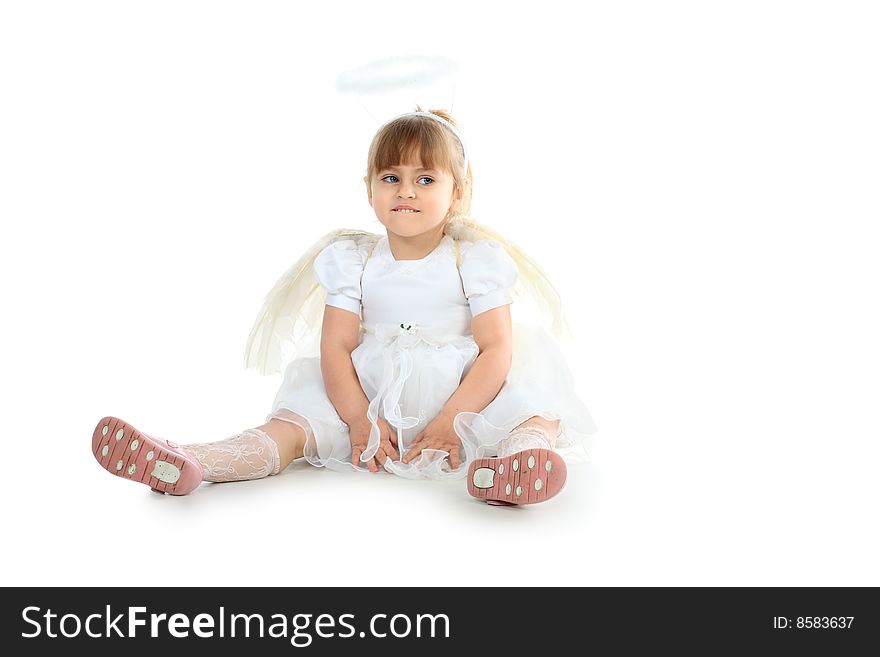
[266,234,597,479]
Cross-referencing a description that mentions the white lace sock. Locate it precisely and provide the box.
[497,425,556,458]
[180,428,281,482]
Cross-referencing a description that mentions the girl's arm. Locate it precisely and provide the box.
[320,305,370,426]
[437,305,513,422]
[402,306,513,468]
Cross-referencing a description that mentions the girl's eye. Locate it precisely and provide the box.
[381,175,434,185]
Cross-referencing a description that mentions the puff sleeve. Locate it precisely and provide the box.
[459,239,519,316]
[313,239,366,315]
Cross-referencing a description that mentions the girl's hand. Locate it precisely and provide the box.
[348,416,399,474]
[402,414,462,470]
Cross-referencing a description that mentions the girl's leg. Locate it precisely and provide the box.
[179,418,307,483]
[508,416,561,448]
[490,416,561,459]
[92,414,310,495]
[253,418,307,467]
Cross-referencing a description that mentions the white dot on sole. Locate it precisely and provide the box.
[512,459,519,472]
[535,478,543,491]
[115,460,123,471]
[515,485,522,497]
[505,483,511,495]
[528,455,535,469]
[130,439,139,451]
[545,461,552,472]
[102,426,109,436]
[498,463,504,475]
[101,445,109,457]
[128,464,136,475]
[115,429,124,441]
[146,451,154,461]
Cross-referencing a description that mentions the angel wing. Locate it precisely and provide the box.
[243,228,382,376]
[245,218,574,376]
[445,217,575,347]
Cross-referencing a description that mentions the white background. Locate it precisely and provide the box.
[1,1,877,586]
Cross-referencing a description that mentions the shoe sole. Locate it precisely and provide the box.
[467,448,566,506]
[91,416,202,495]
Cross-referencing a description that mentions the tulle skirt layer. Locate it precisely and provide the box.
[267,323,597,480]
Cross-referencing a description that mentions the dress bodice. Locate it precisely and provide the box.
[361,235,473,337]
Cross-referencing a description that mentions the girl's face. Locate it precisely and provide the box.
[368,158,461,238]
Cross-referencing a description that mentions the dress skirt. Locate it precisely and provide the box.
[266,321,597,480]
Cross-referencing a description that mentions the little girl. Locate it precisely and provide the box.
[91,106,597,505]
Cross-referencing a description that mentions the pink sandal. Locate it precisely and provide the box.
[91,416,204,495]
[467,448,567,506]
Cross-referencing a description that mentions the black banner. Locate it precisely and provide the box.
[2,587,876,654]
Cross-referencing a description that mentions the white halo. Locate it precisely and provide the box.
[336,55,459,95]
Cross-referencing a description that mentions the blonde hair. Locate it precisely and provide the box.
[363,104,472,220]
